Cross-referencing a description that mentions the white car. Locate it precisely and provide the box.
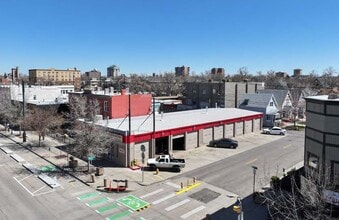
[263,127,286,135]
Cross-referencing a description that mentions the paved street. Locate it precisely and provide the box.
[0,128,304,220]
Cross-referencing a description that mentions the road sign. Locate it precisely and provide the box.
[140,144,146,152]
[88,154,95,161]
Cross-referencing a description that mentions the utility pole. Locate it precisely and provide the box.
[22,81,26,142]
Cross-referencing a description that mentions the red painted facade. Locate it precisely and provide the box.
[71,89,152,119]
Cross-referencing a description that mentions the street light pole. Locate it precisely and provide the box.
[252,166,258,199]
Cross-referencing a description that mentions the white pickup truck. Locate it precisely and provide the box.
[147,155,185,172]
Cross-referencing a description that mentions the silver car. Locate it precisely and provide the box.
[263,127,287,135]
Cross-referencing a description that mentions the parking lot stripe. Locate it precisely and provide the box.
[106,210,133,220]
[77,192,100,200]
[180,205,206,219]
[86,197,109,207]
[152,193,176,205]
[165,199,190,211]
[96,203,118,214]
[140,189,164,199]
[13,176,34,196]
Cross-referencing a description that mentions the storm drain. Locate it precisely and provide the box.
[189,188,221,204]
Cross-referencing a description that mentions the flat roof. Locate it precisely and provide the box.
[306,95,339,101]
[96,108,262,135]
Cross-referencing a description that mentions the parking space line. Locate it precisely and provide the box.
[17,174,33,182]
[140,188,164,199]
[34,189,55,197]
[180,205,206,219]
[13,176,34,196]
[165,199,190,211]
[33,185,47,194]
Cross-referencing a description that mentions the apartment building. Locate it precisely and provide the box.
[107,65,120,78]
[175,66,190,76]
[29,68,81,90]
[183,81,265,109]
[304,92,339,206]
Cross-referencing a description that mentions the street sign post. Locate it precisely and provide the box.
[141,145,146,182]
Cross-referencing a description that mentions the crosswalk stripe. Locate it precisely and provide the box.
[180,206,206,219]
[140,189,164,199]
[152,193,176,205]
[165,199,190,211]
[165,182,181,189]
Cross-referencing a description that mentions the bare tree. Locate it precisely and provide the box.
[65,95,113,164]
[0,87,25,133]
[262,168,334,220]
[26,106,64,147]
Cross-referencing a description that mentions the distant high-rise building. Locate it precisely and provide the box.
[211,68,225,76]
[83,69,102,89]
[11,67,19,82]
[107,65,120,78]
[175,66,190,76]
[293,69,302,77]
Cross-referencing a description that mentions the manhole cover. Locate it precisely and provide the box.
[189,188,221,203]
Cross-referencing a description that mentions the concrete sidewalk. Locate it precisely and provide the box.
[0,125,286,193]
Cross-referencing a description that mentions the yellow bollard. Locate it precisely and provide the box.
[155,168,159,175]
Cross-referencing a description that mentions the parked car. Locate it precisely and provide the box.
[209,138,238,149]
[263,127,286,135]
[147,155,185,172]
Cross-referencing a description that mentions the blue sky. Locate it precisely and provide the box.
[1,0,338,76]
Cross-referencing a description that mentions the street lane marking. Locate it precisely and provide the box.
[71,189,93,196]
[180,205,206,219]
[283,144,292,149]
[152,193,176,205]
[165,199,190,211]
[245,158,258,165]
[86,197,110,207]
[77,192,100,200]
[140,188,164,199]
[106,210,133,220]
[96,203,119,214]
[166,182,181,189]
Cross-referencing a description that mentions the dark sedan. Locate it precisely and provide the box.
[209,138,238,149]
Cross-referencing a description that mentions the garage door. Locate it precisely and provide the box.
[203,128,213,144]
[213,126,223,140]
[244,120,252,134]
[253,118,261,132]
[186,131,198,150]
[225,124,234,138]
[235,121,243,136]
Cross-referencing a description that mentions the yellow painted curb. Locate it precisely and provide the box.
[176,182,201,195]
